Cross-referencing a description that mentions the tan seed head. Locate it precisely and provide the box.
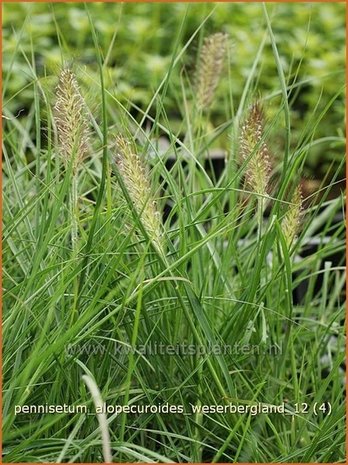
[240,102,271,196]
[54,68,89,173]
[114,135,163,253]
[195,32,229,110]
[282,185,303,247]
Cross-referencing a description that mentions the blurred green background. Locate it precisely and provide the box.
[3,2,345,181]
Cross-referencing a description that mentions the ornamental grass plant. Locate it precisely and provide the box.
[2,3,345,463]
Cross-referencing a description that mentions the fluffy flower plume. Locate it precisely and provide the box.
[114,135,163,252]
[195,32,229,110]
[240,102,271,196]
[282,185,303,246]
[54,68,89,173]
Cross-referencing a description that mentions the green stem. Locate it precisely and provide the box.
[257,196,264,245]
[119,272,144,444]
[194,360,203,461]
[71,173,79,251]
[71,173,79,325]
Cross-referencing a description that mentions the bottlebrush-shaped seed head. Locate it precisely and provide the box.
[114,135,163,253]
[240,102,271,196]
[282,185,303,246]
[54,68,89,174]
[195,32,229,110]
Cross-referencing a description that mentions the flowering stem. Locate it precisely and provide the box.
[71,173,79,252]
[257,196,264,244]
[71,173,79,324]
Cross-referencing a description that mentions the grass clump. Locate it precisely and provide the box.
[2,3,345,463]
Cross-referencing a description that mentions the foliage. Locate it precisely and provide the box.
[3,3,345,463]
[3,2,345,177]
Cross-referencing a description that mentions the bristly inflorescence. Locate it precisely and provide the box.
[114,135,163,253]
[54,68,89,174]
[240,102,271,197]
[282,185,303,247]
[195,32,229,110]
